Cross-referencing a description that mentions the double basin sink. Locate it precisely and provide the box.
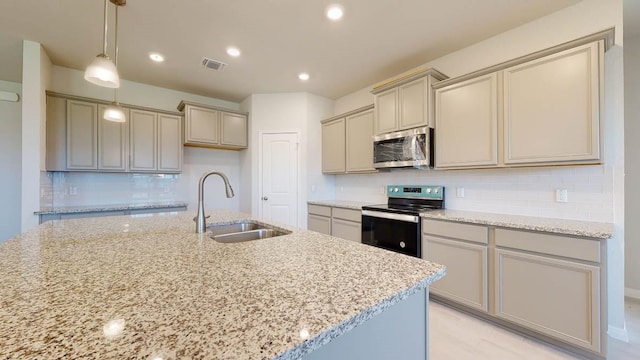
[208,221,291,243]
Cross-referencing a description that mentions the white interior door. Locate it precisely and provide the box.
[260,132,299,226]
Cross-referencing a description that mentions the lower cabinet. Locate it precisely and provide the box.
[422,219,489,312]
[308,204,361,242]
[422,219,605,357]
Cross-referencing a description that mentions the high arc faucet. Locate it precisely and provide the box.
[195,171,235,233]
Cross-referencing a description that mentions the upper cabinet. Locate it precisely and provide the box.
[371,68,448,135]
[503,42,601,165]
[433,30,612,170]
[435,73,499,168]
[178,101,248,150]
[46,92,183,173]
[321,105,376,174]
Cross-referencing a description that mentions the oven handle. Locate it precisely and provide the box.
[362,210,419,223]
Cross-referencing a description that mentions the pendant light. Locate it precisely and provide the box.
[103,0,126,122]
[84,0,120,88]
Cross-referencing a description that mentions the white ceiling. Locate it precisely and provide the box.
[0,0,580,102]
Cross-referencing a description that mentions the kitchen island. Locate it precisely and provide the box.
[0,210,445,359]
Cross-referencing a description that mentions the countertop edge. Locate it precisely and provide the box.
[421,210,613,240]
[35,202,188,215]
[274,268,446,360]
[307,200,373,210]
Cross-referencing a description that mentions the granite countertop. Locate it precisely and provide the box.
[422,209,614,239]
[0,210,445,359]
[307,200,375,210]
[35,201,188,215]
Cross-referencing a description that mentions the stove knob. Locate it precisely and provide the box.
[394,188,399,192]
[426,188,432,193]
[434,188,439,193]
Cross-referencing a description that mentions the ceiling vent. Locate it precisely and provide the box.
[201,57,227,71]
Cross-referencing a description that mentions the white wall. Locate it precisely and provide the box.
[44,65,243,212]
[624,0,640,298]
[0,80,22,241]
[21,41,51,232]
[243,92,333,228]
[331,0,627,339]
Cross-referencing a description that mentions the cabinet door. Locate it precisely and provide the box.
[220,112,248,148]
[129,109,157,171]
[503,41,602,165]
[399,77,427,130]
[46,96,68,171]
[66,100,98,169]
[308,214,331,235]
[374,88,398,134]
[157,113,182,172]
[424,235,488,312]
[185,105,219,145]
[98,104,128,171]
[495,248,600,352]
[331,218,361,243]
[435,73,498,169]
[321,118,346,173]
[346,109,375,172]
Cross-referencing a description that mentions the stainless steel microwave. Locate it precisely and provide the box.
[372,126,433,169]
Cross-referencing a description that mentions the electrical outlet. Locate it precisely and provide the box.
[555,189,568,203]
[456,187,465,198]
[69,186,77,195]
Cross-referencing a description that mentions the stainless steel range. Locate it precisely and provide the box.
[361,185,444,258]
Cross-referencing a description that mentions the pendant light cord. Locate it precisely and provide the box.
[102,0,108,55]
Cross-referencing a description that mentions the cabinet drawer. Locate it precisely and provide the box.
[308,214,331,235]
[422,219,488,244]
[495,228,600,263]
[332,207,361,222]
[308,204,331,217]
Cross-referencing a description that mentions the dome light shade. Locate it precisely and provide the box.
[85,54,120,88]
[103,104,126,122]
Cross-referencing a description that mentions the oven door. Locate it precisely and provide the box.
[361,210,421,257]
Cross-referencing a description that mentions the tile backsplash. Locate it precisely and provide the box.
[333,165,614,222]
[41,172,183,208]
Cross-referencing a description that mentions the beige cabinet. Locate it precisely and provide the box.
[98,104,128,171]
[433,38,605,170]
[129,109,158,171]
[422,219,489,312]
[179,101,248,150]
[345,108,375,172]
[308,204,361,242]
[308,204,332,235]
[130,110,182,173]
[46,92,183,173]
[66,100,98,170]
[321,118,346,173]
[372,69,447,135]
[494,228,602,353]
[321,105,376,174]
[434,74,499,169]
[158,113,183,172]
[503,42,602,165]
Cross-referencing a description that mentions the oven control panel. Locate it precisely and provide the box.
[386,185,444,199]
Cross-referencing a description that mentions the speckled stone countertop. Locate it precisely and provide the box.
[422,209,613,239]
[307,200,375,210]
[0,210,445,359]
[35,201,188,215]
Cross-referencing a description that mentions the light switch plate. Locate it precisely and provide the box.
[456,187,465,198]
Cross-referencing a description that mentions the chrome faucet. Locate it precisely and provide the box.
[195,171,235,233]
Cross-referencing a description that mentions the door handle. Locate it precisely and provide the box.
[262,196,268,201]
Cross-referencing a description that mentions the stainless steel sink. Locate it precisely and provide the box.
[212,228,291,243]
[207,221,291,243]
[208,221,263,236]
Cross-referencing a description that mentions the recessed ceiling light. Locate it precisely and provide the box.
[326,5,344,21]
[149,53,165,62]
[298,72,310,81]
[226,47,241,57]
